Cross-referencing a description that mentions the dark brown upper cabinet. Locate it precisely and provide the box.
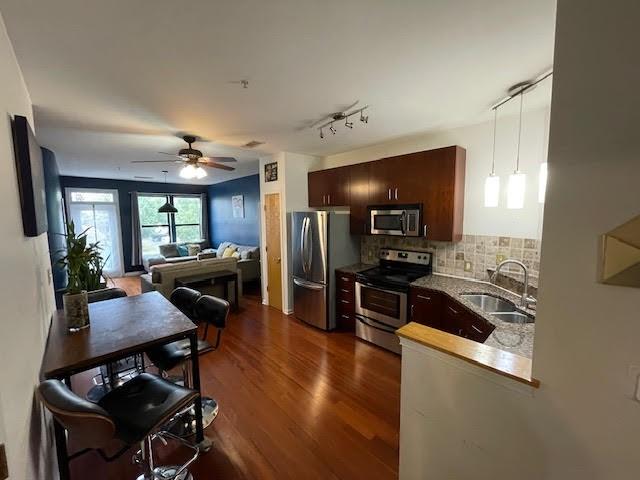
[348,162,370,234]
[307,146,465,241]
[308,166,350,207]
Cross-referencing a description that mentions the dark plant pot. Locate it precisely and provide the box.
[63,291,90,331]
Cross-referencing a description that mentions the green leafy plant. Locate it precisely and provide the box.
[57,221,109,295]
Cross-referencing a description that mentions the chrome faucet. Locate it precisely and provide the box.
[490,259,536,309]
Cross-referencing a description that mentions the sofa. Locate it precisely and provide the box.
[143,240,212,271]
[140,256,242,305]
[213,242,260,283]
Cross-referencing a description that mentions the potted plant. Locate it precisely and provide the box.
[57,221,108,331]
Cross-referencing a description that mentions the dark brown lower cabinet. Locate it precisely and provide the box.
[336,271,356,331]
[409,287,495,343]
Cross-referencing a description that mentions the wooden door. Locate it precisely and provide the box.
[349,162,370,234]
[264,193,283,311]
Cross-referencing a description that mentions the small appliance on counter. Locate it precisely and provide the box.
[368,204,423,237]
[355,249,432,354]
[292,211,360,331]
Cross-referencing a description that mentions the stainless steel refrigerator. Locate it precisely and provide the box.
[291,211,360,330]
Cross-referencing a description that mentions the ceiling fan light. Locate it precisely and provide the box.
[180,164,197,179]
[195,166,207,179]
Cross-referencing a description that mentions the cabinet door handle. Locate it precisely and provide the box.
[388,188,392,200]
[417,294,431,301]
[471,325,483,333]
[394,187,398,200]
[341,314,350,319]
[340,276,350,282]
[423,225,427,237]
[328,194,331,204]
[340,299,350,304]
[411,304,415,318]
[340,289,350,293]
[448,306,459,315]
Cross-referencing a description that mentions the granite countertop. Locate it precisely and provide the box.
[335,263,375,274]
[410,274,535,358]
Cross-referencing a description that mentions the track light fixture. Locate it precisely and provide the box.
[317,105,369,139]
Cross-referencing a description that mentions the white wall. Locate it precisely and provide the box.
[258,152,321,313]
[398,1,640,478]
[0,13,57,480]
[323,104,551,239]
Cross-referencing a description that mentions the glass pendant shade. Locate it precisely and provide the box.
[507,171,526,209]
[179,164,197,179]
[484,174,500,207]
[195,166,207,179]
[538,162,548,203]
[158,201,178,214]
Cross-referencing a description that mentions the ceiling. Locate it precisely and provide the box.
[0,0,556,184]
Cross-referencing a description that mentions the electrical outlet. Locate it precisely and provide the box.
[496,254,506,264]
[464,261,472,272]
[0,443,8,480]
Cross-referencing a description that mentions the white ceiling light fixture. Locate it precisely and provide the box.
[179,163,197,179]
[484,107,500,207]
[507,90,526,209]
[538,161,548,203]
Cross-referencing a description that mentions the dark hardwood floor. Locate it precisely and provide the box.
[71,278,401,479]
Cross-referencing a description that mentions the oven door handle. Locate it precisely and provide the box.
[399,211,406,235]
[355,280,407,295]
[356,315,398,333]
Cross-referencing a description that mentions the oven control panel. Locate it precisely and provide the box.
[379,249,432,265]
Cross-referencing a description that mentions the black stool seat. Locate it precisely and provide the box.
[97,373,197,444]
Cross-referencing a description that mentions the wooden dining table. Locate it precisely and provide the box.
[40,291,209,480]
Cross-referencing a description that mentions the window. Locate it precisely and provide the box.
[138,194,203,257]
[66,188,124,276]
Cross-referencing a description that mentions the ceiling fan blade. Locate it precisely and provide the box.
[158,152,184,159]
[200,156,237,163]
[199,161,235,171]
[131,160,179,163]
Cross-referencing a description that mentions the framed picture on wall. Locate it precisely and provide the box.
[264,162,278,182]
[232,194,244,218]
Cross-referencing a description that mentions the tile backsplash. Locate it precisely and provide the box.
[361,234,541,284]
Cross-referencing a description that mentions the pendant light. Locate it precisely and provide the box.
[158,170,178,214]
[484,108,500,207]
[507,91,526,209]
[538,162,548,203]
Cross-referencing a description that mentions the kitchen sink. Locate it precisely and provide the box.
[491,311,535,324]
[460,293,516,313]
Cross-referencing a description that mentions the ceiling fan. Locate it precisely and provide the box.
[131,135,236,179]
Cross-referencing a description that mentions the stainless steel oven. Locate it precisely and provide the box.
[355,281,407,328]
[368,204,422,237]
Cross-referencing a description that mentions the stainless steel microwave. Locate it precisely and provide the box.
[368,204,422,237]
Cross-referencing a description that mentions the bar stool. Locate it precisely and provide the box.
[38,373,200,480]
[86,288,146,402]
[146,288,230,437]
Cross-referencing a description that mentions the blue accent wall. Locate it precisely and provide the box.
[60,176,208,272]
[208,174,260,248]
[42,148,67,303]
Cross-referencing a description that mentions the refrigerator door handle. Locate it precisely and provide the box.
[306,218,314,273]
[293,277,325,290]
[300,217,308,273]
